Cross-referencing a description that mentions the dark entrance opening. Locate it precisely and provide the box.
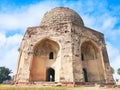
[46,68,55,81]
[83,68,88,82]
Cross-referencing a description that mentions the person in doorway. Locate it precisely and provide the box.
[50,75,52,81]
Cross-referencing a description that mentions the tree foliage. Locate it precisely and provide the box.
[111,67,114,74]
[117,68,120,75]
[0,67,12,83]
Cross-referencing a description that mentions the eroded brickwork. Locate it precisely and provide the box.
[14,7,114,85]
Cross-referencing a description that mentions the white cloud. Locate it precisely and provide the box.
[83,13,120,41]
[107,42,120,79]
[107,42,119,58]
[102,16,116,29]
[0,33,23,75]
[112,55,120,79]
[0,33,6,48]
[0,1,58,32]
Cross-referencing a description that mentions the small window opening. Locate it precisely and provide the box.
[49,52,54,59]
[81,53,84,61]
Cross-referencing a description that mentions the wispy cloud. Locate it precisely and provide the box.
[107,42,120,79]
[0,33,22,74]
[0,1,59,32]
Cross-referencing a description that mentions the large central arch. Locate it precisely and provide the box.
[29,39,59,81]
[81,41,105,82]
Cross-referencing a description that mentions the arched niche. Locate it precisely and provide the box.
[29,38,59,81]
[81,41,105,82]
[81,41,98,61]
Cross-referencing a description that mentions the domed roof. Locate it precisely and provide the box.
[40,7,84,26]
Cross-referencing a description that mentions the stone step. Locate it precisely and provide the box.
[32,82,61,86]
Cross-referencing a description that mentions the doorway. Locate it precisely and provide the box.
[83,68,88,82]
[46,68,55,81]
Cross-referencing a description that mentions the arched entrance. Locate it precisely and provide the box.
[46,68,55,81]
[81,41,105,82]
[29,39,59,81]
[83,68,88,82]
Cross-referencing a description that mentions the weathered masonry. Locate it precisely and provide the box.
[14,7,114,85]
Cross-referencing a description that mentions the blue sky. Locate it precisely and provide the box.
[0,0,120,79]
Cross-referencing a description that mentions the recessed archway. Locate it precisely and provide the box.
[81,41,105,82]
[29,39,59,81]
[81,41,98,61]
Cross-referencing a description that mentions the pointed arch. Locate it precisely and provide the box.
[81,41,99,60]
[29,38,59,81]
[81,40,105,82]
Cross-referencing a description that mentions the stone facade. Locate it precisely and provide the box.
[14,7,114,85]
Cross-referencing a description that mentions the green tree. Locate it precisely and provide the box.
[117,68,120,75]
[0,67,12,83]
[111,67,114,74]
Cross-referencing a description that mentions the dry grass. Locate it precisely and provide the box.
[0,85,66,90]
[0,84,119,90]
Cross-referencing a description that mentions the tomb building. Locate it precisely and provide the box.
[14,7,114,85]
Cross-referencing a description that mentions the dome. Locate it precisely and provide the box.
[40,7,84,26]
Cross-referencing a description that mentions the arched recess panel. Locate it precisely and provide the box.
[81,41,104,82]
[29,39,59,81]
